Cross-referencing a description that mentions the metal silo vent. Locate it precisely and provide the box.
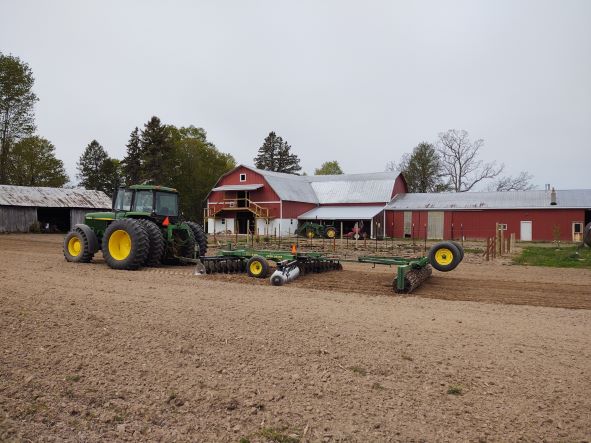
[550,187,557,205]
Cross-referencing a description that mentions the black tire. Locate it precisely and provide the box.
[137,219,165,267]
[428,241,461,272]
[584,222,591,247]
[246,256,269,278]
[177,225,197,260]
[185,221,208,256]
[450,241,464,261]
[102,219,149,270]
[63,227,94,263]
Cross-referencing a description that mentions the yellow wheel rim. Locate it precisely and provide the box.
[108,229,132,261]
[68,236,81,256]
[250,261,263,275]
[307,230,315,239]
[435,248,454,266]
[326,229,335,238]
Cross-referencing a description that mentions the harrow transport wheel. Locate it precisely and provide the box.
[102,219,149,270]
[63,228,93,263]
[185,221,208,256]
[325,227,336,239]
[450,241,464,261]
[247,256,269,278]
[428,242,461,272]
[137,219,165,266]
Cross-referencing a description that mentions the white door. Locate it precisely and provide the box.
[520,221,532,241]
[403,212,412,237]
[427,211,444,239]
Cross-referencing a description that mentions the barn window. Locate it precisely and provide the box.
[240,173,246,182]
[221,219,225,225]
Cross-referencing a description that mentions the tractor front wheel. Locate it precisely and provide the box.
[102,219,149,270]
[63,227,94,263]
[246,256,269,278]
[428,241,461,272]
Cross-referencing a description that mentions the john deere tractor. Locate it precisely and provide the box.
[63,185,207,270]
[296,221,337,239]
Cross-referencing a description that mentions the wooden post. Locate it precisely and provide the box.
[486,238,490,261]
[333,237,336,253]
[424,223,427,255]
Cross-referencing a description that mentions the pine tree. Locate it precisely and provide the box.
[121,127,142,185]
[77,140,120,194]
[140,116,174,185]
[253,131,301,174]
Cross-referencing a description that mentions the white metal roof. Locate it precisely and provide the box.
[298,205,385,220]
[386,189,591,210]
[0,185,112,209]
[247,166,398,204]
[212,184,263,192]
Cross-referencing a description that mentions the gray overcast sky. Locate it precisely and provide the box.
[1,0,590,189]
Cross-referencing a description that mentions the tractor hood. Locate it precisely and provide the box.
[85,211,116,221]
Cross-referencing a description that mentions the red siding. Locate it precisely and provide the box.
[282,201,317,219]
[392,174,408,197]
[385,208,585,241]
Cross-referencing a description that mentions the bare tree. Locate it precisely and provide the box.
[384,160,398,172]
[437,129,504,192]
[490,171,535,191]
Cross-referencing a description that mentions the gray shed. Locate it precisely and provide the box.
[0,185,111,233]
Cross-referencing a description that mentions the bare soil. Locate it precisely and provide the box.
[1,234,590,442]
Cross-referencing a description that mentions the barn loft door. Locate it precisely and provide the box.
[427,211,444,239]
[403,212,412,237]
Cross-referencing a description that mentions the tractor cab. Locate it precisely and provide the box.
[112,185,179,223]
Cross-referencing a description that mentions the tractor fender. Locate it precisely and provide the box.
[74,223,99,253]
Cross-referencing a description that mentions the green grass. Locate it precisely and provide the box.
[258,427,300,443]
[349,366,367,376]
[447,385,463,395]
[513,245,591,269]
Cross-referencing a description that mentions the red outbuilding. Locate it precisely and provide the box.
[385,188,591,242]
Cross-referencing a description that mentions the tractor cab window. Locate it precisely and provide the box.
[133,190,154,212]
[155,192,178,216]
[114,189,133,211]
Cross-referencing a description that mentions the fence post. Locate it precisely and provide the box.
[424,223,427,254]
[486,238,490,261]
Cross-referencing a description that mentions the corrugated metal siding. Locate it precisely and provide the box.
[311,180,395,204]
[298,206,385,220]
[70,209,96,227]
[0,185,111,208]
[0,206,37,233]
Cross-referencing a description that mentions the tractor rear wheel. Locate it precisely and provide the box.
[428,242,461,272]
[185,221,208,256]
[247,256,269,278]
[63,227,94,263]
[137,219,165,266]
[102,219,149,270]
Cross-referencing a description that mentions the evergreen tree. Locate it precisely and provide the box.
[254,131,301,174]
[400,142,448,193]
[8,136,68,187]
[0,53,38,184]
[77,140,119,193]
[315,160,343,175]
[121,127,142,184]
[140,116,174,185]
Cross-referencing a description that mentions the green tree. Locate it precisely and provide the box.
[254,131,301,174]
[400,142,448,193]
[168,125,235,220]
[0,53,38,184]
[121,127,142,185]
[77,140,119,194]
[315,160,343,175]
[8,136,68,187]
[140,116,174,185]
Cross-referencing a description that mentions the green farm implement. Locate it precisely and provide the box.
[63,185,207,270]
[295,221,338,239]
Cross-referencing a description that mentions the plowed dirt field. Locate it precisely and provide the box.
[1,234,590,442]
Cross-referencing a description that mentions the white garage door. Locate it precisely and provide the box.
[427,211,444,239]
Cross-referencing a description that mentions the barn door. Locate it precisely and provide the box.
[403,212,412,237]
[520,221,532,241]
[427,211,444,239]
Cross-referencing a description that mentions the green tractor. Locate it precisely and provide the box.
[296,221,338,239]
[63,185,207,270]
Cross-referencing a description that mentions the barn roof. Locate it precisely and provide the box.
[298,205,385,220]
[245,166,399,204]
[0,185,112,209]
[386,189,591,210]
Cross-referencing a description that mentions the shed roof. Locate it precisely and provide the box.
[386,189,591,210]
[298,206,385,220]
[0,185,112,209]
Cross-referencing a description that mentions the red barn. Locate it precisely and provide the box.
[206,165,407,238]
[385,188,591,242]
